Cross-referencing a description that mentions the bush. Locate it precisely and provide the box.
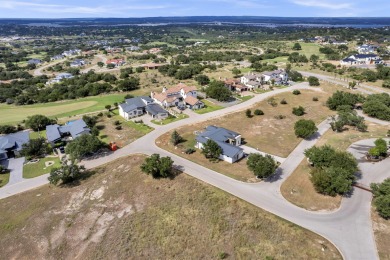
[185,148,196,154]
[308,76,320,86]
[245,109,252,118]
[294,119,317,138]
[292,90,301,95]
[113,120,121,126]
[247,153,278,179]
[254,109,264,115]
[292,106,305,116]
[280,98,287,104]
[274,115,286,120]
[312,97,319,101]
[371,179,390,219]
[141,154,174,178]
[115,125,122,130]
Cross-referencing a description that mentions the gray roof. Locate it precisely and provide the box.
[28,59,42,64]
[196,126,242,158]
[0,131,30,153]
[46,119,90,142]
[354,54,378,59]
[145,103,168,116]
[119,96,153,113]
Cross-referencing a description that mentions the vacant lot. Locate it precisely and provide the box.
[281,123,388,211]
[0,155,340,259]
[96,111,153,148]
[372,208,390,260]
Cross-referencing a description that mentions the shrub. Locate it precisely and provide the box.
[292,89,301,95]
[371,179,390,219]
[308,76,320,86]
[254,109,264,115]
[280,98,287,104]
[113,120,121,126]
[294,119,317,138]
[245,109,252,118]
[292,106,305,116]
[115,125,122,130]
[185,148,196,154]
[312,97,319,101]
[274,115,286,120]
[247,153,278,179]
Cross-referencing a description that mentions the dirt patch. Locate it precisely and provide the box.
[0,155,341,259]
[372,208,390,260]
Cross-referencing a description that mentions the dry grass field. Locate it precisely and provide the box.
[372,208,390,260]
[0,155,341,259]
[281,123,388,211]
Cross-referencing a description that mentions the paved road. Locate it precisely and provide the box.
[33,59,64,76]
[0,81,388,259]
[4,158,25,186]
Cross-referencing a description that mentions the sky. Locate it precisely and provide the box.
[0,0,388,18]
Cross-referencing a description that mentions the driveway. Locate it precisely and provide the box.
[241,145,286,163]
[3,157,25,186]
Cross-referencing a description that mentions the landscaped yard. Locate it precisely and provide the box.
[281,123,388,211]
[0,154,341,259]
[29,130,46,140]
[23,157,61,179]
[97,111,153,147]
[195,100,224,114]
[151,114,188,125]
[0,173,10,188]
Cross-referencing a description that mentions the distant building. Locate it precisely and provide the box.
[27,59,42,65]
[62,49,81,57]
[356,44,379,54]
[106,59,126,67]
[195,126,244,163]
[51,55,65,61]
[0,131,30,160]
[46,73,74,85]
[70,59,85,67]
[340,54,383,66]
[126,46,141,51]
[46,119,90,144]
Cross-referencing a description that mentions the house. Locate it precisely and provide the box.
[46,119,90,144]
[151,83,204,110]
[51,55,64,61]
[106,59,126,67]
[224,79,248,92]
[46,73,74,85]
[0,132,30,160]
[70,59,85,67]
[340,54,383,66]
[195,126,244,163]
[145,104,169,119]
[126,46,140,51]
[62,49,81,57]
[142,62,164,70]
[261,70,289,85]
[356,44,378,54]
[118,96,154,120]
[27,59,42,65]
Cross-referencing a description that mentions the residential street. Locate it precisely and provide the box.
[0,81,388,259]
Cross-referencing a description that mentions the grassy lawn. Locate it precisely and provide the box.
[151,114,188,125]
[195,100,224,114]
[0,173,10,188]
[29,130,46,140]
[23,157,61,179]
[237,95,254,102]
[97,111,153,147]
[0,94,128,125]
[281,123,388,211]
[0,154,341,259]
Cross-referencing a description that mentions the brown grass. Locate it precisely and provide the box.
[0,155,341,260]
[372,208,390,260]
[281,124,388,211]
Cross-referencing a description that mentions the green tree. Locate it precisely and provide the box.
[371,178,390,219]
[170,130,183,146]
[309,54,319,65]
[308,76,320,86]
[140,153,174,178]
[311,167,355,196]
[232,67,241,77]
[20,138,49,159]
[292,43,302,50]
[245,109,252,118]
[97,61,104,67]
[201,139,222,162]
[292,106,305,116]
[205,80,232,102]
[65,134,103,160]
[195,74,210,85]
[105,105,112,111]
[247,154,278,179]
[25,114,56,131]
[48,159,86,186]
[82,115,98,128]
[294,119,318,138]
[326,91,365,111]
[254,109,264,115]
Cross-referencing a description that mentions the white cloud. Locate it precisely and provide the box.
[291,0,352,9]
[210,0,270,8]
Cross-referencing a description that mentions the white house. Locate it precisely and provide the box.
[46,73,74,85]
[195,126,244,163]
[340,54,383,66]
[356,44,378,54]
[70,59,85,67]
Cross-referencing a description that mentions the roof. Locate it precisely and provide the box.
[46,119,90,142]
[184,96,201,106]
[153,93,168,103]
[242,74,257,80]
[46,124,62,142]
[342,58,356,62]
[353,54,378,59]
[247,80,261,86]
[119,96,153,113]
[0,131,30,153]
[145,104,168,115]
[197,126,240,143]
